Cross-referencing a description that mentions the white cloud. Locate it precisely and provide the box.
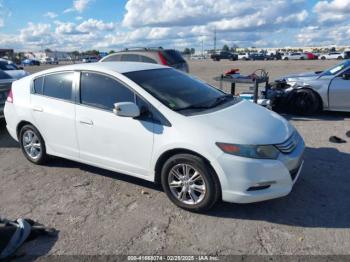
[314,0,350,23]
[76,18,115,32]
[64,0,91,13]
[55,21,85,35]
[0,0,11,27]
[296,24,350,45]
[122,0,309,31]
[2,0,350,52]
[44,12,58,19]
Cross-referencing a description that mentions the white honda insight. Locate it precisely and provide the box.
[4,62,305,211]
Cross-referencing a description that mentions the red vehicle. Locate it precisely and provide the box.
[304,52,318,60]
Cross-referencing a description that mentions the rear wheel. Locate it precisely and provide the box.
[284,57,288,60]
[289,89,321,115]
[337,56,343,60]
[321,56,326,60]
[19,124,48,164]
[161,154,220,212]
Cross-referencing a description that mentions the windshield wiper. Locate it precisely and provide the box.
[174,94,233,112]
[174,104,213,112]
[207,94,233,108]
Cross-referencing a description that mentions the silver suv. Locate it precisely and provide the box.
[100,48,189,73]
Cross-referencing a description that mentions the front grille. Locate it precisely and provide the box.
[275,132,299,154]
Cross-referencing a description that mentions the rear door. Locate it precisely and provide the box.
[30,71,79,158]
[329,68,350,110]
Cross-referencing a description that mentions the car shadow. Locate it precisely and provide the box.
[0,120,19,148]
[47,157,162,192]
[206,146,350,228]
[281,111,350,121]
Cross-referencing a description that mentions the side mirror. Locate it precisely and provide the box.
[113,102,140,118]
[342,73,350,80]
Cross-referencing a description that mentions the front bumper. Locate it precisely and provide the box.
[217,137,305,204]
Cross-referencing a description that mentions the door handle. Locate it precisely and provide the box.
[32,106,43,112]
[79,119,93,125]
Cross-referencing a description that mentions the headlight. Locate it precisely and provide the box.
[216,142,280,159]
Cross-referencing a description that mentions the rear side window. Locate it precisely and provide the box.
[121,54,140,62]
[140,56,157,64]
[161,50,185,65]
[80,72,135,111]
[43,72,74,101]
[102,54,122,62]
[33,77,44,94]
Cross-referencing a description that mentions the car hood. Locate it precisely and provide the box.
[5,70,29,80]
[190,100,294,145]
[279,71,321,82]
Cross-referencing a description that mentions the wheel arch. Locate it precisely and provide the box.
[154,148,222,193]
[16,120,34,139]
[287,86,324,112]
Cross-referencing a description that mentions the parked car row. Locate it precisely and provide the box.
[0,69,14,119]
[211,51,350,62]
[0,58,29,79]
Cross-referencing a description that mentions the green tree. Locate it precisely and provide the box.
[222,44,229,51]
[109,50,115,54]
[183,48,191,55]
[190,48,195,54]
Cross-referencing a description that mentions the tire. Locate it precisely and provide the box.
[321,56,326,60]
[337,56,343,60]
[288,89,322,115]
[161,154,220,212]
[284,57,288,60]
[19,124,48,164]
[300,57,304,60]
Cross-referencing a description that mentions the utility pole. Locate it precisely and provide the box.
[214,27,217,53]
[201,38,204,58]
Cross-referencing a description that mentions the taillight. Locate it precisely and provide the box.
[158,52,168,65]
[7,88,13,103]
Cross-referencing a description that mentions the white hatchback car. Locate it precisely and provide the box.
[4,62,305,211]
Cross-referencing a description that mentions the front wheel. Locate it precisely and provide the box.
[19,124,48,164]
[288,89,321,115]
[161,154,220,212]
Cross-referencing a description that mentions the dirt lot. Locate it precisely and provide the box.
[1,60,350,257]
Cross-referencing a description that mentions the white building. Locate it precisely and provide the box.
[25,51,72,61]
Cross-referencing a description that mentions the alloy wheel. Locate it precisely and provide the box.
[168,163,206,205]
[22,130,42,160]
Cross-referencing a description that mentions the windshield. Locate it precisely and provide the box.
[124,68,227,111]
[321,60,350,76]
[0,61,19,71]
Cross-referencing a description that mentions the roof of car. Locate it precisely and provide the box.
[34,62,168,76]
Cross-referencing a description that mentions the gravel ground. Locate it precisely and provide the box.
[1,60,350,257]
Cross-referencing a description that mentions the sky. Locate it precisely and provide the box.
[0,0,350,52]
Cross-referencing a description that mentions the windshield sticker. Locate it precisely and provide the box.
[330,65,344,74]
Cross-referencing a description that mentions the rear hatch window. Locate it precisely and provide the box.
[161,50,186,65]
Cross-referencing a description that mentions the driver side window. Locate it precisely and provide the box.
[80,72,135,111]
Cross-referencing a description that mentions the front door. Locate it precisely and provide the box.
[75,71,154,178]
[329,69,350,110]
